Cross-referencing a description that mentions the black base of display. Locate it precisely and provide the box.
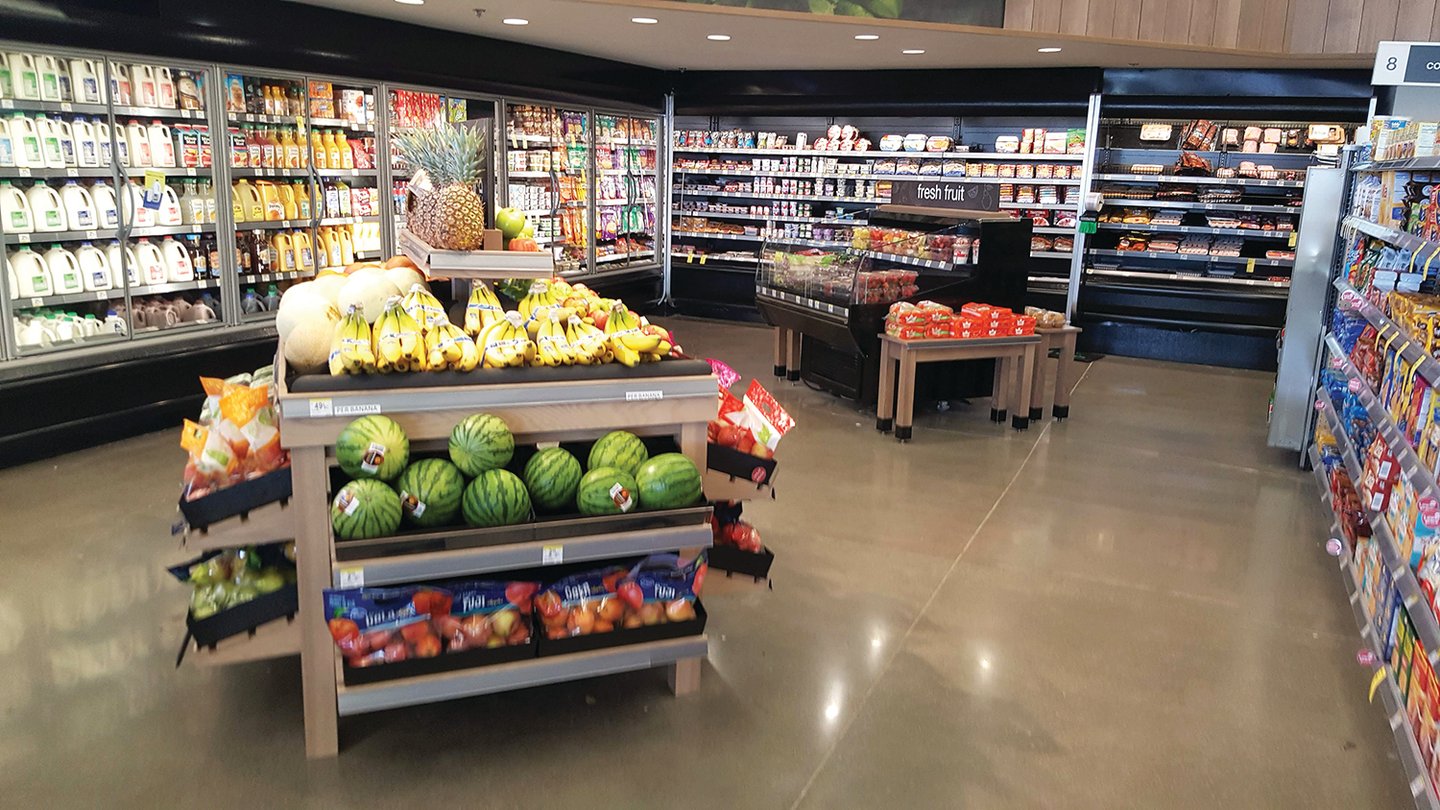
[1054,405,1070,419]
[537,602,707,657]
[990,408,1007,423]
[1078,319,1278,372]
[1012,415,1030,431]
[186,584,300,649]
[1029,407,1043,421]
[342,638,538,686]
[179,468,292,530]
[774,364,786,377]
[708,545,775,581]
[876,417,893,433]
[895,426,913,441]
[786,370,800,382]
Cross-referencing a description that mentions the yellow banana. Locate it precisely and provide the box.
[327,317,347,376]
[604,301,661,353]
[456,338,479,372]
[609,335,641,367]
[375,301,403,366]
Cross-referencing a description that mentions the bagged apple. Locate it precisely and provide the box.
[323,585,451,667]
[431,580,538,652]
[534,554,706,639]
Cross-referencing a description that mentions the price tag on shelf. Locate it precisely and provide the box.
[59,102,72,112]
[307,398,334,418]
[541,545,564,565]
[699,255,707,265]
[95,291,108,300]
[29,297,43,308]
[17,233,29,243]
[350,169,358,177]
[16,167,30,178]
[0,99,12,109]
[1245,258,1256,274]
[84,230,97,239]
[1369,666,1386,703]
[337,568,364,588]
[65,168,77,178]
[1347,378,1362,393]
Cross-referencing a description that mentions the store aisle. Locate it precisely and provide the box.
[0,319,1408,809]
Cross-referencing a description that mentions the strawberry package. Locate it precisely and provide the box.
[534,554,706,644]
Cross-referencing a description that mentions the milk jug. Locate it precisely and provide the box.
[161,236,193,281]
[71,118,98,167]
[292,229,314,273]
[156,183,182,226]
[134,238,166,286]
[0,116,13,168]
[36,55,62,102]
[91,179,118,228]
[10,247,51,297]
[127,181,157,229]
[8,53,40,100]
[44,244,82,294]
[155,67,176,109]
[125,120,150,168]
[76,242,111,291]
[1,180,33,233]
[26,182,64,232]
[51,117,75,166]
[0,53,12,99]
[132,64,157,107]
[148,120,175,167]
[105,240,138,287]
[110,63,131,106]
[10,114,40,167]
[59,180,96,230]
[70,59,101,104]
[103,310,127,336]
[95,120,114,167]
[34,116,64,168]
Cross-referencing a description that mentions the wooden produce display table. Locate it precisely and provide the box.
[874,333,1041,439]
[1028,325,1082,422]
[273,357,719,758]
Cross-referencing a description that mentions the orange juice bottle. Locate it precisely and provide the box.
[276,181,298,220]
[280,128,299,169]
[336,131,353,169]
[256,126,273,168]
[325,130,342,169]
[310,129,326,169]
[273,231,295,273]
[292,180,311,220]
[291,229,313,274]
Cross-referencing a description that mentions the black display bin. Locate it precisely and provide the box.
[707,545,775,581]
[536,601,708,657]
[706,443,778,486]
[341,637,539,687]
[179,467,293,530]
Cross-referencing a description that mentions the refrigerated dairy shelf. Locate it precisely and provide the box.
[18,278,225,309]
[4,223,217,244]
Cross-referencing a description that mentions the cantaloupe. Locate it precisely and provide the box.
[283,308,339,373]
[385,265,427,295]
[337,272,402,323]
[309,273,348,306]
[385,255,420,270]
[276,283,340,344]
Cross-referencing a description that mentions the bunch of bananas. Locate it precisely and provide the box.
[425,322,479,372]
[374,296,427,372]
[401,284,449,333]
[604,301,666,367]
[518,280,559,338]
[463,282,504,337]
[566,313,612,365]
[476,311,536,368]
[327,305,376,375]
[533,309,577,367]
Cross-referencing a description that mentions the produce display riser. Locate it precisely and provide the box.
[274,357,716,758]
[182,499,294,554]
[189,615,300,667]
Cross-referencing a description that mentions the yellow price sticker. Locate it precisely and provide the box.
[685,253,694,263]
[1288,231,1297,248]
[1245,258,1256,274]
[699,255,707,265]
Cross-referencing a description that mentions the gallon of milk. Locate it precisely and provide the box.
[134,237,166,286]
[156,183,182,226]
[25,182,64,232]
[148,120,175,168]
[105,240,137,287]
[91,179,118,228]
[8,53,40,100]
[59,179,96,231]
[71,118,98,167]
[51,117,75,166]
[123,180,156,229]
[110,63,131,106]
[76,242,111,291]
[161,236,194,282]
[95,120,114,167]
[0,53,12,99]
[0,179,34,236]
[0,116,14,167]
[125,120,150,168]
[10,246,51,297]
[9,114,40,168]
[155,67,176,109]
[69,59,101,104]
[35,116,64,168]
[131,64,156,107]
[43,244,82,294]
[35,55,62,102]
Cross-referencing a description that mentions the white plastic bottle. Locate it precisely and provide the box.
[10,246,51,297]
[160,236,193,282]
[134,238,166,286]
[105,240,137,287]
[110,63,131,106]
[103,310,128,336]
[125,120,150,168]
[59,179,96,231]
[43,244,82,294]
[76,242,111,291]
[52,117,75,166]
[155,67,176,109]
[91,179,118,228]
[36,116,65,169]
[8,53,39,100]
[124,180,156,229]
[0,180,34,233]
[132,64,157,107]
[26,182,64,232]
[69,58,101,104]
[0,116,13,168]
[71,118,98,167]
[156,182,182,226]
[147,120,175,167]
[10,114,40,168]
[95,120,115,167]
[36,55,62,102]
[4,253,15,299]
[0,53,12,99]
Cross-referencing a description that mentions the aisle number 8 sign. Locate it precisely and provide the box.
[1373,42,1440,86]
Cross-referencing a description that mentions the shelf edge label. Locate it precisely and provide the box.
[334,403,381,416]
[625,390,663,401]
[308,398,334,417]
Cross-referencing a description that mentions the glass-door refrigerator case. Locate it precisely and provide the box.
[386,85,498,257]
[2,44,222,358]
[504,101,589,273]
[594,112,659,269]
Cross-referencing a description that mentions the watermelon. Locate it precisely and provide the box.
[587,430,649,475]
[523,447,583,512]
[395,458,465,528]
[576,466,639,516]
[335,415,409,482]
[331,479,403,540]
[462,469,532,527]
[634,453,703,510]
[449,413,515,477]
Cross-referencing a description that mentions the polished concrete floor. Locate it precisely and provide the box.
[0,318,1410,808]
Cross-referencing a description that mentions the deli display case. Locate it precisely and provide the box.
[754,205,1030,402]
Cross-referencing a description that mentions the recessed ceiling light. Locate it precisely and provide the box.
[707,34,731,41]
[1038,47,1062,53]
[502,18,529,25]
[901,49,925,54]
[394,0,423,4]
[631,17,658,24]
[854,34,879,40]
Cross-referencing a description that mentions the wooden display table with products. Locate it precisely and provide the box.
[273,355,719,758]
[1028,325,1082,421]
[875,333,1040,439]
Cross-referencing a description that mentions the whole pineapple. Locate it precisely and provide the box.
[396,125,487,250]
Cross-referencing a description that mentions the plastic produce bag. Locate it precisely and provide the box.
[534,554,706,639]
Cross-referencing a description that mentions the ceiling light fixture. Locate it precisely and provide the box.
[394,0,423,4]
[1038,47,1062,53]
[707,34,731,41]
[502,18,529,25]
[854,34,879,40]
[901,49,925,54]
[631,17,659,24]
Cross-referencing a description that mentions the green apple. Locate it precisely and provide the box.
[490,608,518,638]
[495,207,528,239]
[519,222,535,239]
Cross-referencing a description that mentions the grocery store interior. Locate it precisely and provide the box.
[2,0,1439,807]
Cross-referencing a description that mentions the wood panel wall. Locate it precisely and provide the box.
[1002,0,1437,54]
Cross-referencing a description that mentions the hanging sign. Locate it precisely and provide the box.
[888,180,1000,212]
[1373,41,1440,86]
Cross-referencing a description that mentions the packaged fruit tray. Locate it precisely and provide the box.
[287,358,713,393]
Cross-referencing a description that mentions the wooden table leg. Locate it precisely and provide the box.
[1029,335,1050,422]
[787,328,802,382]
[669,657,702,695]
[1012,346,1035,431]
[294,445,339,759]
[896,348,917,442]
[876,339,895,432]
[1054,330,1079,420]
[773,327,788,378]
[990,356,1008,423]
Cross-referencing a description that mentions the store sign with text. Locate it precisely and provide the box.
[889,180,1000,212]
[1373,41,1440,86]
